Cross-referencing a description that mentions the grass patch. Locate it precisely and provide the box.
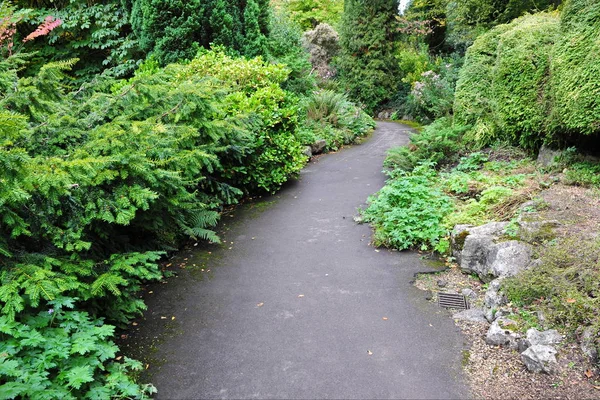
[503,236,600,336]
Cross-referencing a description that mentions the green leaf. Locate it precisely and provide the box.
[65,365,94,389]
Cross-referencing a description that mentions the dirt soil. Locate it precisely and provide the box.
[415,182,600,399]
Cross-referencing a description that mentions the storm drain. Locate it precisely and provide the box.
[438,293,469,310]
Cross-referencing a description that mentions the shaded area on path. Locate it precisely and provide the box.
[124,122,469,399]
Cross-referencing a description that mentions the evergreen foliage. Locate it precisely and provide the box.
[550,0,600,138]
[129,0,271,65]
[454,13,560,150]
[281,0,344,30]
[0,47,311,396]
[337,0,401,113]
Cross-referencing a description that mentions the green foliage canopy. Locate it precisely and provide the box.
[337,0,402,113]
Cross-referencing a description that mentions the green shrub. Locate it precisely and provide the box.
[362,163,453,251]
[282,0,344,30]
[563,162,600,188]
[550,0,600,137]
[385,117,469,171]
[405,58,462,123]
[268,9,317,96]
[0,306,156,399]
[0,47,310,397]
[492,12,560,151]
[185,50,306,194]
[130,0,270,65]
[299,90,374,150]
[337,0,401,113]
[454,13,560,151]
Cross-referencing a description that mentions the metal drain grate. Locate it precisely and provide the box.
[438,293,469,310]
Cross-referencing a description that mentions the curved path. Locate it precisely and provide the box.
[129,122,468,399]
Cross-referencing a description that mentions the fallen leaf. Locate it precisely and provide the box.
[298,294,305,298]
[566,298,577,303]
[171,316,176,320]
[145,364,150,370]
[367,350,373,355]
[116,356,122,361]
[160,316,167,319]
[257,302,264,307]
[148,291,154,294]
[585,369,593,378]
[252,237,256,240]
[382,317,388,321]
[132,322,138,326]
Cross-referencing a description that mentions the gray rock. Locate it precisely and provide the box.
[518,339,532,353]
[487,241,532,279]
[485,288,507,309]
[452,223,509,265]
[494,309,510,320]
[489,278,502,292]
[455,222,532,281]
[527,328,562,347]
[537,145,563,167]
[461,288,476,299]
[450,225,473,263]
[486,318,520,349]
[581,327,598,364]
[469,222,510,237]
[437,279,447,288]
[460,234,495,279]
[453,308,488,324]
[521,345,558,374]
[302,146,313,158]
[310,139,327,154]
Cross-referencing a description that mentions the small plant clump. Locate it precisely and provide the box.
[503,237,600,337]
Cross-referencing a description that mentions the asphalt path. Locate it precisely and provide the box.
[129,121,469,399]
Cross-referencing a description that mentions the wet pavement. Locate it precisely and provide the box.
[127,122,469,399]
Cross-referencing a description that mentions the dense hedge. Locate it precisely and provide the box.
[454,2,600,152]
[550,0,600,137]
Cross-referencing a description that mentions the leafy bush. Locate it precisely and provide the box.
[0,46,310,397]
[362,163,453,250]
[550,0,600,138]
[445,0,561,51]
[280,0,344,30]
[268,9,316,96]
[184,49,306,194]
[454,13,560,151]
[0,305,156,399]
[299,90,375,150]
[406,61,461,123]
[563,162,600,188]
[130,0,270,65]
[337,0,401,113]
[492,12,560,151]
[385,117,469,171]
